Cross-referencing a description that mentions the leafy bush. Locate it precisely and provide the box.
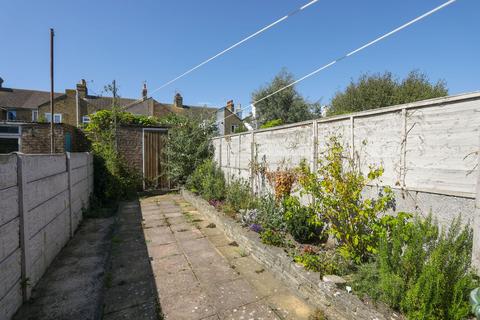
[260,118,283,129]
[225,178,257,212]
[256,193,286,231]
[186,159,225,201]
[294,252,322,272]
[240,209,258,227]
[294,249,351,276]
[297,136,394,263]
[260,228,285,247]
[283,196,325,243]
[85,109,146,205]
[159,113,216,185]
[353,215,478,320]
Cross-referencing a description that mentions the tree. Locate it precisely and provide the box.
[252,69,320,125]
[158,113,216,185]
[327,70,448,116]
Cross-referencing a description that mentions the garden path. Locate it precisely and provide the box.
[142,194,315,320]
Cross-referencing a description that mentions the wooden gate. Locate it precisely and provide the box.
[143,128,169,190]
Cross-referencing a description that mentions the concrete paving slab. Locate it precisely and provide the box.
[166,216,188,225]
[151,253,190,274]
[266,291,312,320]
[217,245,246,260]
[139,194,315,320]
[146,232,176,246]
[219,300,280,320]
[174,228,205,242]
[148,243,181,260]
[156,269,200,297]
[161,286,217,320]
[208,234,233,247]
[204,278,261,312]
[102,201,161,320]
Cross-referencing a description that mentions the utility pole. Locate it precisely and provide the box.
[112,80,117,151]
[49,28,55,153]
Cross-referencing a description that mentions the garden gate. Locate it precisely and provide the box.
[143,128,169,190]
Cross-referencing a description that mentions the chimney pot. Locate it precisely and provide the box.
[76,79,88,98]
[226,100,234,113]
[174,93,183,108]
[142,82,148,100]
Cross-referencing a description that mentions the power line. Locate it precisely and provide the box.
[120,0,321,110]
[220,0,457,126]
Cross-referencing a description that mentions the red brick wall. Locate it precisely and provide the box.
[116,126,143,174]
[19,123,89,154]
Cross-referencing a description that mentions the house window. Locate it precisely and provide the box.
[82,116,90,124]
[7,110,16,121]
[45,113,62,123]
[231,125,237,133]
[32,110,38,122]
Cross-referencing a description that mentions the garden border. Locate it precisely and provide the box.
[181,188,391,320]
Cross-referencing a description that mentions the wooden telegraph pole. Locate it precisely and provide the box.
[49,28,55,153]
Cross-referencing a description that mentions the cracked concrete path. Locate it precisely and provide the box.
[141,194,315,320]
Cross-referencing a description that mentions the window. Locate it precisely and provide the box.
[45,113,62,123]
[231,125,237,133]
[32,110,38,122]
[82,116,90,124]
[7,110,16,121]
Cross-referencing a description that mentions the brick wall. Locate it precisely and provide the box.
[20,123,89,154]
[38,90,77,126]
[21,124,65,153]
[116,126,143,174]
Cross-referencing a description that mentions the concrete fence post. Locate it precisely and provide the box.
[350,116,355,160]
[66,152,73,238]
[312,120,318,173]
[16,153,30,301]
[250,132,255,193]
[473,138,480,272]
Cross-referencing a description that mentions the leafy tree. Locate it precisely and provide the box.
[252,69,320,125]
[327,70,448,116]
[159,113,216,185]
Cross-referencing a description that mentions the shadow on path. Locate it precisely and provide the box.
[102,200,162,320]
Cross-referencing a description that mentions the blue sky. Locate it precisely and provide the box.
[1,0,479,114]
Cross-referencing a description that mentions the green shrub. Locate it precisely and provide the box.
[159,113,215,185]
[295,250,352,276]
[186,159,225,201]
[260,118,283,129]
[353,215,478,320]
[283,196,325,243]
[256,193,286,231]
[294,252,322,272]
[297,136,394,263]
[85,110,145,205]
[260,228,285,247]
[225,179,257,212]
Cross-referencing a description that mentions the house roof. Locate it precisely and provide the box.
[153,101,217,118]
[0,88,63,110]
[83,96,145,110]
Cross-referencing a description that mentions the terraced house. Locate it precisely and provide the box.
[0,77,217,153]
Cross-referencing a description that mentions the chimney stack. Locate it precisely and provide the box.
[226,100,234,113]
[174,93,183,108]
[76,79,88,98]
[142,82,148,100]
